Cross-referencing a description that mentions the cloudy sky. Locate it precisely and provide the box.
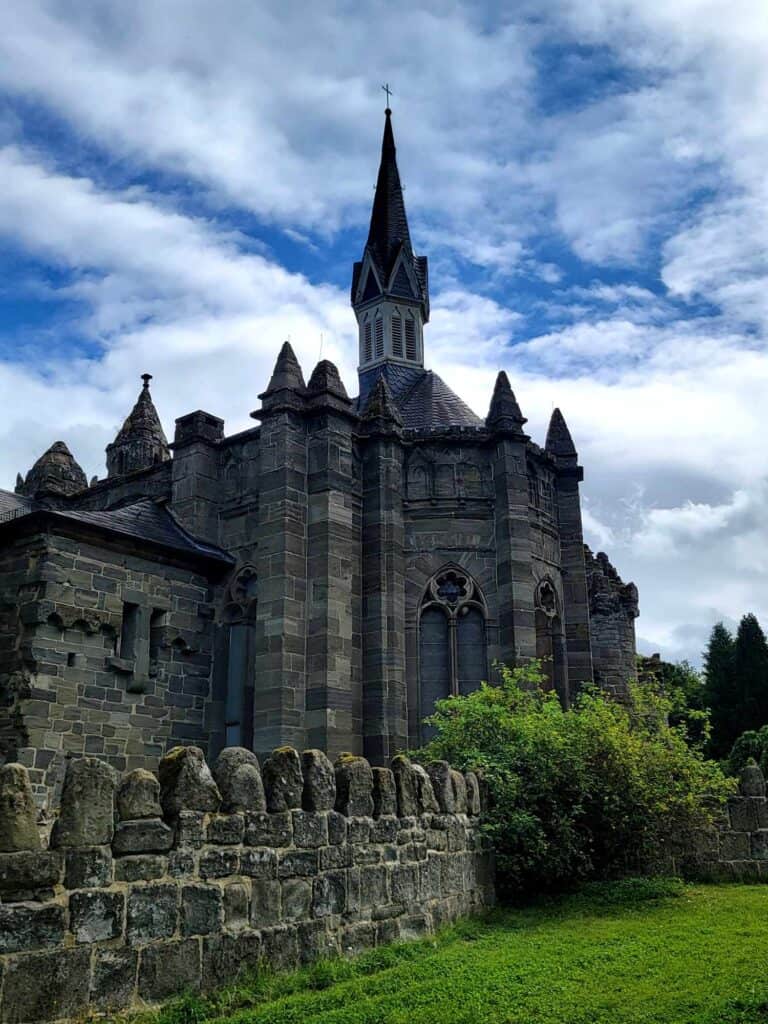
[0,0,765,665]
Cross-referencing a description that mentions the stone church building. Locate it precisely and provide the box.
[0,111,638,808]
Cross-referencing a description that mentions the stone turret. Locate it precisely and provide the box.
[545,407,577,459]
[106,373,170,478]
[485,371,527,435]
[16,441,87,499]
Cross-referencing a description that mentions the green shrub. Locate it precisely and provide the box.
[414,662,733,897]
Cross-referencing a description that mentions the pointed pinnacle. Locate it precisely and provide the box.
[545,407,577,458]
[486,371,526,432]
[266,341,306,393]
[361,374,403,428]
[307,359,349,399]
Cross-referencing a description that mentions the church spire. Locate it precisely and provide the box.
[106,373,170,479]
[352,108,429,375]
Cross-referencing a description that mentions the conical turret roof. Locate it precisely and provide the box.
[106,374,170,478]
[17,441,88,498]
[264,341,306,394]
[545,408,577,458]
[486,371,527,433]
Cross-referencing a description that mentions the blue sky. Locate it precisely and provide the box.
[1,0,766,665]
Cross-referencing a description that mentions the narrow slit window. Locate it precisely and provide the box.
[405,317,417,360]
[375,315,384,358]
[364,321,372,362]
[119,603,140,661]
[391,314,403,357]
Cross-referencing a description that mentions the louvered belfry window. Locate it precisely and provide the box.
[363,320,372,363]
[391,313,403,357]
[375,315,384,358]
[405,316,417,360]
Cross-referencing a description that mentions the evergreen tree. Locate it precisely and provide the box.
[703,621,736,758]
[734,613,768,731]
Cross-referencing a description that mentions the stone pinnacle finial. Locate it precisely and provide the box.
[17,440,88,498]
[485,371,526,433]
[307,359,349,400]
[265,341,306,394]
[106,374,170,478]
[545,407,577,458]
[141,372,152,390]
[361,374,403,430]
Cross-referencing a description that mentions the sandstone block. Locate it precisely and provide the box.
[302,749,336,811]
[293,810,329,848]
[174,809,206,848]
[182,883,223,936]
[0,901,65,953]
[281,877,311,920]
[334,755,374,817]
[199,846,239,878]
[51,757,117,848]
[91,949,138,1010]
[126,883,178,945]
[391,755,418,817]
[159,746,221,817]
[213,747,266,812]
[278,848,318,878]
[372,767,397,818]
[240,847,277,879]
[427,763,455,813]
[138,938,201,1002]
[64,846,112,889]
[70,889,124,943]
[451,770,468,814]
[202,931,261,992]
[465,772,481,816]
[729,797,768,832]
[207,812,245,845]
[0,763,41,852]
[0,850,62,900]
[244,810,293,847]
[263,747,303,812]
[261,923,300,971]
[0,947,91,1024]
[328,810,347,845]
[251,878,281,926]
[413,764,439,814]
[312,871,346,917]
[740,761,766,797]
[113,818,174,855]
[117,768,161,821]
[114,854,168,882]
[223,882,250,930]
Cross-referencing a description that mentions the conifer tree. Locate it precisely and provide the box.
[734,613,768,731]
[703,621,736,757]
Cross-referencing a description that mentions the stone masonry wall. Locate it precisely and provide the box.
[585,546,639,700]
[0,747,493,1023]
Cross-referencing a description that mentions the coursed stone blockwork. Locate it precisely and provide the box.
[0,748,493,1023]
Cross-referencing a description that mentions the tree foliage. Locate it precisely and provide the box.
[414,662,732,896]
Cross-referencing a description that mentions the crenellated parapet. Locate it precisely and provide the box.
[0,747,492,1022]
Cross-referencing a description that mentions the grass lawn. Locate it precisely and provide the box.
[140,880,768,1024]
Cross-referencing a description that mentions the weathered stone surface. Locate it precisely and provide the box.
[64,846,112,889]
[740,761,766,797]
[251,878,281,926]
[302,749,336,811]
[372,767,397,818]
[260,924,299,971]
[334,755,374,817]
[413,764,439,814]
[451,770,468,814]
[113,817,174,855]
[223,882,250,929]
[207,812,245,845]
[91,949,138,1010]
[328,810,347,845]
[427,762,455,813]
[245,810,293,847]
[174,810,206,849]
[117,768,162,821]
[202,931,262,991]
[0,902,65,953]
[728,797,768,832]
[312,871,346,917]
[69,889,124,943]
[181,883,223,936]
[199,846,239,878]
[278,848,318,878]
[212,747,266,812]
[281,878,311,920]
[138,939,201,1002]
[263,747,304,812]
[159,746,221,817]
[0,947,91,1024]
[126,883,178,944]
[0,850,62,898]
[0,763,40,852]
[51,757,117,849]
[391,755,418,817]
[240,847,277,879]
[114,854,168,882]
[293,810,329,848]
[465,772,481,816]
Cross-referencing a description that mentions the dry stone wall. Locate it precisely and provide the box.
[0,747,493,1023]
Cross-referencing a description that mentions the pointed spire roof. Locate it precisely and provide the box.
[485,371,527,433]
[17,440,88,498]
[360,374,403,433]
[545,408,577,458]
[264,341,306,394]
[307,359,349,400]
[106,374,170,478]
[366,109,411,278]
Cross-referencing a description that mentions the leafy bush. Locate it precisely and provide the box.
[728,725,768,777]
[414,662,733,897]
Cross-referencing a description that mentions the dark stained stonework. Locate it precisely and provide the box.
[0,110,638,813]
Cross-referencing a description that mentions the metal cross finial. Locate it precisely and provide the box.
[382,83,393,109]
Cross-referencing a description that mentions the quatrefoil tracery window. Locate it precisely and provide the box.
[418,567,488,740]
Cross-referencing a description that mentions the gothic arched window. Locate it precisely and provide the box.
[418,566,488,739]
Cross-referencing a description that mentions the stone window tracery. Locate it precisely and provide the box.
[418,566,488,740]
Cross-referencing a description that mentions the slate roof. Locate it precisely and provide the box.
[0,491,232,567]
[357,364,483,432]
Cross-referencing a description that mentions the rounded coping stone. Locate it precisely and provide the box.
[159,746,221,818]
[412,763,439,814]
[334,755,374,817]
[117,769,161,821]
[213,747,266,812]
[0,762,41,852]
[741,761,766,798]
[262,747,303,813]
[302,750,336,812]
[51,757,118,849]
[390,755,418,818]
[426,761,455,814]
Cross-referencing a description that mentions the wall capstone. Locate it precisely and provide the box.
[0,763,41,852]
